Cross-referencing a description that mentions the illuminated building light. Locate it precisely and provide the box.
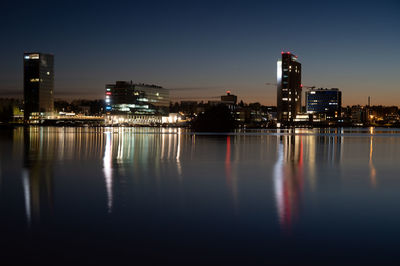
[277,60,282,83]
[106,92,111,95]
[25,54,40,59]
[30,78,40,82]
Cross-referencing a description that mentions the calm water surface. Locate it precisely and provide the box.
[1,127,400,265]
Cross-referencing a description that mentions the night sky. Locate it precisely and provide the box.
[1,0,399,105]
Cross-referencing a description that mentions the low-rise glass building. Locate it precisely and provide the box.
[105,81,169,125]
[306,88,342,120]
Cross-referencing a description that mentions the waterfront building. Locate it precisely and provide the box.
[0,98,23,123]
[221,91,237,110]
[350,105,367,124]
[23,53,54,121]
[180,101,198,115]
[105,81,169,125]
[277,52,302,123]
[306,88,342,120]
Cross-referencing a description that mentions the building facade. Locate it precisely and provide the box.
[23,53,54,121]
[221,91,237,110]
[277,52,302,123]
[306,88,342,120]
[105,81,169,125]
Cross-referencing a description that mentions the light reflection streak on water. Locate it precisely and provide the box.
[369,127,377,187]
[225,135,239,210]
[273,140,285,228]
[161,129,165,160]
[103,131,113,213]
[307,136,316,190]
[22,169,31,227]
[273,136,304,233]
[176,129,182,178]
[225,136,231,186]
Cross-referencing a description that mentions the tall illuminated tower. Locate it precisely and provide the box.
[277,52,302,123]
[23,52,54,121]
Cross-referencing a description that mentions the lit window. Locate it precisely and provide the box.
[30,78,40,82]
[26,54,39,59]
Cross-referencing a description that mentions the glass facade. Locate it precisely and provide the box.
[277,52,302,122]
[23,53,54,120]
[105,81,169,116]
[306,88,342,120]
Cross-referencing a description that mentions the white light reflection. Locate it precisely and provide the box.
[273,142,284,226]
[103,131,113,213]
[22,169,31,226]
[176,128,182,178]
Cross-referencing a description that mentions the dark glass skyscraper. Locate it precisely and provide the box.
[277,52,302,123]
[23,53,54,121]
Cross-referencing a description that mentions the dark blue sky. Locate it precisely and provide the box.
[1,0,399,105]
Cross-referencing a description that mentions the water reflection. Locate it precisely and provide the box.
[99,128,185,211]
[7,127,396,235]
[225,136,238,208]
[22,128,54,227]
[273,135,304,233]
[369,127,377,187]
[273,133,345,233]
[103,131,113,213]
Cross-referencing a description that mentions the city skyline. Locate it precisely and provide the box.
[0,0,399,106]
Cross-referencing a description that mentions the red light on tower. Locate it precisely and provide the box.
[300,84,303,88]
[281,51,284,54]
[226,90,231,94]
[287,52,291,54]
